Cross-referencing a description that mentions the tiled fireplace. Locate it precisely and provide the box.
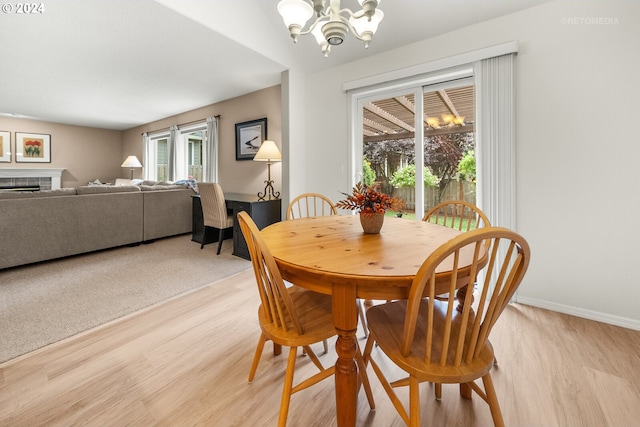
[0,168,65,190]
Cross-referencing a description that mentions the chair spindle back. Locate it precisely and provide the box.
[287,193,338,219]
[237,211,304,335]
[402,227,530,368]
[422,200,490,231]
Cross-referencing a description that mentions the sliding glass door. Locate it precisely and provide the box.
[356,77,476,219]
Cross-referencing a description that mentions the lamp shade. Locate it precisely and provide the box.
[253,140,282,162]
[277,0,313,29]
[121,155,142,168]
[350,9,384,36]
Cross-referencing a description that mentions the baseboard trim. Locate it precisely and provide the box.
[515,296,640,331]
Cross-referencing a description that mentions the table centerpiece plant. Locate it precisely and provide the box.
[336,182,405,234]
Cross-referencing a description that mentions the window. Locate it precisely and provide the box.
[186,130,204,181]
[145,121,212,182]
[146,132,169,182]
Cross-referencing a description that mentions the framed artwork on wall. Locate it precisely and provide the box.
[0,131,10,162]
[235,117,267,160]
[15,132,51,163]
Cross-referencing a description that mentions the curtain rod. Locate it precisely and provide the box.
[141,114,221,135]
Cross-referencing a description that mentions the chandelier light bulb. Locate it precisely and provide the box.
[442,114,454,125]
[453,116,466,126]
[427,118,441,129]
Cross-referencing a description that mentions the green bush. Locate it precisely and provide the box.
[458,150,476,181]
[362,158,376,186]
[390,164,439,188]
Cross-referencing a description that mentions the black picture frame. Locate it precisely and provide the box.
[235,118,267,160]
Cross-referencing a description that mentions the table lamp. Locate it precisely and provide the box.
[121,155,142,180]
[253,140,281,201]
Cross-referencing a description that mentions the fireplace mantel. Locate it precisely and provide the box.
[0,168,65,189]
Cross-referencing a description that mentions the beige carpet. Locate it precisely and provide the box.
[0,235,251,363]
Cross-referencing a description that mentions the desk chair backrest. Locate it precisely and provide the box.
[287,193,337,219]
[423,200,490,231]
[199,182,231,229]
[402,227,530,365]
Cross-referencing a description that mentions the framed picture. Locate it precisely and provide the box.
[0,131,10,162]
[235,118,267,160]
[15,132,51,163]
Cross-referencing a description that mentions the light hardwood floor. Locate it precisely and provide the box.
[1,269,639,426]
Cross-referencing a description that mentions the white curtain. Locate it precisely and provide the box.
[474,53,516,230]
[142,132,151,180]
[168,125,178,181]
[205,116,219,182]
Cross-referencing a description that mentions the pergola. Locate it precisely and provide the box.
[362,85,475,143]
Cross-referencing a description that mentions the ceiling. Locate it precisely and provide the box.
[0,0,553,131]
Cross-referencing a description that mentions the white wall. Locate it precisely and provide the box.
[285,0,640,328]
[281,69,308,216]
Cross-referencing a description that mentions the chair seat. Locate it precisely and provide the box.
[205,217,233,229]
[258,288,336,348]
[367,299,495,384]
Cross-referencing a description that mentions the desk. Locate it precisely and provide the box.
[192,193,281,260]
[261,215,478,427]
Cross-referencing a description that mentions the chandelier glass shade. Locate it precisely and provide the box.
[277,0,384,57]
[426,115,467,130]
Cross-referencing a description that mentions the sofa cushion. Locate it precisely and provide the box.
[139,184,188,191]
[139,180,174,186]
[0,188,77,199]
[76,185,141,195]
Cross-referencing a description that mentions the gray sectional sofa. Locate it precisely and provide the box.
[0,183,195,269]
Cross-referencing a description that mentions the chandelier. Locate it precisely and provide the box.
[427,114,466,130]
[277,0,384,57]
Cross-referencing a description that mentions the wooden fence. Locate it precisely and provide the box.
[391,180,476,211]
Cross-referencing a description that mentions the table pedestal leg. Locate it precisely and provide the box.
[335,330,358,426]
[456,284,474,312]
[333,283,358,427]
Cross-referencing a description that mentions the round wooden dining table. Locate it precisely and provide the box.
[260,215,479,427]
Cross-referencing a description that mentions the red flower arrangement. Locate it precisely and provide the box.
[336,182,404,217]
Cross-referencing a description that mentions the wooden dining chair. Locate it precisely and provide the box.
[423,200,491,307]
[422,200,490,231]
[363,227,530,427]
[287,192,369,340]
[238,211,375,426]
[198,182,234,255]
[286,192,338,219]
